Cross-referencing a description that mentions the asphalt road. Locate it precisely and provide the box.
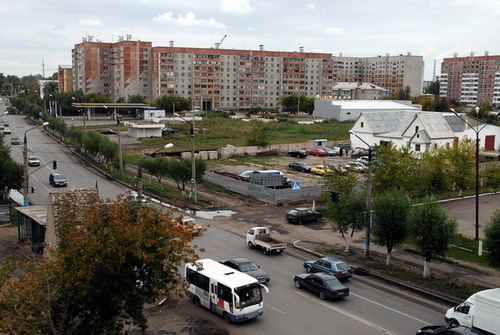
[161,225,449,335]
[3,114,128,205]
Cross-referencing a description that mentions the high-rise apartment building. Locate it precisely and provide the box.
[57,65,73,92]
[440,52,500,106]
[70,37,424,109]
[333,53,424,97]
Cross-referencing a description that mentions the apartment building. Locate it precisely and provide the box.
[440,52,500,106]
[70,37,424,110]
[72,35,152,101]
[333,53,424,97]
[331,82,389,100]
[57,65,73,92]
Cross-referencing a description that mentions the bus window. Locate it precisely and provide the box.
[235,285,262,308]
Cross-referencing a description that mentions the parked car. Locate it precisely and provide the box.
[355,158,370,166]
[288,161,312,173]
[100,129,118,135]
[287,149,308,158]
[2,120,9,127]
[311,165,335,175]
[286,208,322,224]
[10,137,21,145]
[328,164,348,174]
[162,127,179,135]
[307,148,328,156]
[351,150,370,158]
[344,161,368,172]
[294,272,349,300]
[3,127,11,134]
[416,325,482,335]
[303,257,353,280]
[49,172,67,187]
[220,257,270,284]
[28,155,40,166]
[322,147,339,156]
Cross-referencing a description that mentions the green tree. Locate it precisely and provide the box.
[155,95,192,114]
[128,94,146,104]
[279,95,314,113]
[485,209,500,265]
[397,86,411,100]
[409,197,457,278]
[246,127,270,147]
[163,157,206,196]
[0,194,199,334]
[424,81,440,95]
[372,190,411,265]
[0,144,23,200]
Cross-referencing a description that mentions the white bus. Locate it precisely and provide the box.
[185,258,269,323]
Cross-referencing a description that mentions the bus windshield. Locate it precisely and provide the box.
[235,284,262,308]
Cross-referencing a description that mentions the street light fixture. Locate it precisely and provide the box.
[349,130,373,259]
[175,112,197,203]
[23,122,49,206]
[0,111,8,117]
[450,108,488,241]
[137,143,174,211]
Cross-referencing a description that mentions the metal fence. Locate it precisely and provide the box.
[204,172,323,205]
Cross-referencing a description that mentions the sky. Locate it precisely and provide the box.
[1,0,499,81]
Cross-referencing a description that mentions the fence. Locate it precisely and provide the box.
[204,171,323,205]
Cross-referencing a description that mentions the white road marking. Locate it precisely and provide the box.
[266,304,286,315]
[350,292,432,324]
[295,290,397,335]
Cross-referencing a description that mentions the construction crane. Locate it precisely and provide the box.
[215,35,227,49]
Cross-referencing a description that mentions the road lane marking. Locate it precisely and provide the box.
[266,304,286,315]
[350,292,432,324]
[295,290,397,335]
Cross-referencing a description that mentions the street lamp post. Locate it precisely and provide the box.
[0,111,8,118]
[175,112,197,203]
[116,115,124,178]
[349,130,373,258]
[23,122,49,206]
[450,108,487,241]
[137,143,173,211]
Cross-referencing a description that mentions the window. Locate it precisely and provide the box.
[415,144,421,152]
[360,122,364,128]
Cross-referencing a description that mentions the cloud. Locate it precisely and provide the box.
[306,3,317,10]
[78,18,102,27]
[324,26,344,35]
[220,0,252,14]
[154,12,226,28]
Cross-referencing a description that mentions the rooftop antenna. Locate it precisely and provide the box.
[42,59,45,79]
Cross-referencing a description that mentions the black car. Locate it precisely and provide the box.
[294,273,349,300]
[10,137,21,145]
[416,325,482,335]
[220,257,270,284]
[322,147,339,156]
[287,149,308,158]
[288,161,312,173]
[351,150,370,158]
[162,127,179,135]
[286,208,322,224]
[100,129,118,135]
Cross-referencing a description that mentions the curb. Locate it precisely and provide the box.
[292,240,462,306]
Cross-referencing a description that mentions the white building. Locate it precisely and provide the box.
[314,100,420,122]
[127,122,163,138]
[350,111,500,153]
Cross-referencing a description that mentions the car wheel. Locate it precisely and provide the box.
[262,248,268,255]
[305,266,311,273]
[248,242,254,249]
[192,295,201,307]
[448,319,459,327]
[223,312,231,323]
[319,291,327,300]
[315,217,321,222]
[294,280,301,288]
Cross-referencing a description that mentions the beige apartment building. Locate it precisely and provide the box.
[57,65,73,93]
[70,37,424,110]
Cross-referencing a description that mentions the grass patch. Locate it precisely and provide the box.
[201,179,232,194]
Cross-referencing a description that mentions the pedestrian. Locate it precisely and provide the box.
[340,148,344,157]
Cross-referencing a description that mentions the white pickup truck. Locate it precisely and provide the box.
[245,227,287,255]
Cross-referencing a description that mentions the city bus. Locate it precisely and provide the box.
[185,258,269,323]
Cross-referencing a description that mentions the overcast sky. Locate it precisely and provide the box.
[1,0,499,80]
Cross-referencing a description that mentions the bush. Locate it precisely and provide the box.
[485,209,500,265]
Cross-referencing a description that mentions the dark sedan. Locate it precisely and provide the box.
[307,148,328,156]
[322,147,339,156]
[286,208,322,224]
[416,325,482,335]
[303,257,353,280]
[100,129,118,135]
[351,150,370,158]
[288,161,312,173]
[220,257,270,284]
[294,273,349,300]
[287,149,308,158]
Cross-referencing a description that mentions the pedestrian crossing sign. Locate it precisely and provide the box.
[291,181,301,191]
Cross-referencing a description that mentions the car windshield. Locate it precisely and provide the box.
[336,262,351,271]
[239,262,259,272]
[235,284,262,308]
[323,278,342,289]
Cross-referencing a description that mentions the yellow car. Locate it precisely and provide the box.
[311,165,335,175]
[178,216,205,236]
